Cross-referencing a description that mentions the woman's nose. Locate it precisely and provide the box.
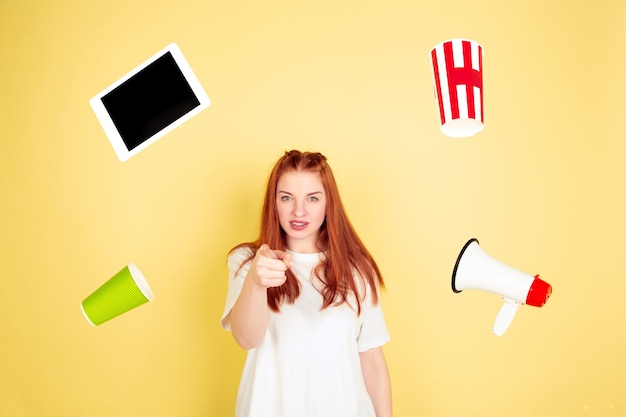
[293,200,305,216]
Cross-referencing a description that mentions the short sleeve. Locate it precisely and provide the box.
[357,284,390,352]
[220,247,254,331]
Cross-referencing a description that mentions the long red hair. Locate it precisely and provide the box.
[230,150,384,314]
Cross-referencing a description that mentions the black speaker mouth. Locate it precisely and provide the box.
[451,238,479,293]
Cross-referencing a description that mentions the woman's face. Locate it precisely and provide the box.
[276,170,327,253]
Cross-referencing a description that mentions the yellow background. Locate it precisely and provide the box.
[1,1,624,416]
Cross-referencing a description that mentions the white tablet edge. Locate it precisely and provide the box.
[89,42,211,161]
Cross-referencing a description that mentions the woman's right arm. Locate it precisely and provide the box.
[229,244,291,350]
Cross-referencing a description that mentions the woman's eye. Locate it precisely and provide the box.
[280,195,291,201]
[308,196,318,202]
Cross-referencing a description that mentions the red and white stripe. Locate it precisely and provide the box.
[431,39,483,130]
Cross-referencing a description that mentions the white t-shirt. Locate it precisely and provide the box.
[221,247,390,417]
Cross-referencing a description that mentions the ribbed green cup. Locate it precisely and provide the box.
[81,263,153,326]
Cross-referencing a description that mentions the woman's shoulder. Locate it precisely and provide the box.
[227,245,255,269]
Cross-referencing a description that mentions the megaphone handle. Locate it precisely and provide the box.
[492,298,520,336]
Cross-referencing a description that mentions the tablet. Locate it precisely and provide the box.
[90,43,210,161]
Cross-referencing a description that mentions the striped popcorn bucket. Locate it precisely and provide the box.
[430,39,484,138]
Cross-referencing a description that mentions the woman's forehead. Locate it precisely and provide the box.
[277,170,324,191]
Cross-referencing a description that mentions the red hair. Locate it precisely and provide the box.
[230,150,384,314]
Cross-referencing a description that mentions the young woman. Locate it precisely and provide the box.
[221,150,392,417]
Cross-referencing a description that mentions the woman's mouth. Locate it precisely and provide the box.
[289,221,309,231]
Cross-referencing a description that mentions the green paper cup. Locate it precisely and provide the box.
[81,263,153,326]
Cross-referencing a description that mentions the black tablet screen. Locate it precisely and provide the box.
[101,52,201,151]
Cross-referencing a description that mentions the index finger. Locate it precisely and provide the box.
[257,245,291,269]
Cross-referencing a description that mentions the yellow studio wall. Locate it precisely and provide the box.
[1,1,625,416]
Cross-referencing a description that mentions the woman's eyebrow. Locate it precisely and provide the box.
[276,190,323,195]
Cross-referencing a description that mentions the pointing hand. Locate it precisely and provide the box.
[250,244,292,288]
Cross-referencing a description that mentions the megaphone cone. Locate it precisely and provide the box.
[452,238,552,336]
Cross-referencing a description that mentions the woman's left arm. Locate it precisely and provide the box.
[360,346,392,417]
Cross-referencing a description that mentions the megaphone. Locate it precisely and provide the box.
[452,238,552,336]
